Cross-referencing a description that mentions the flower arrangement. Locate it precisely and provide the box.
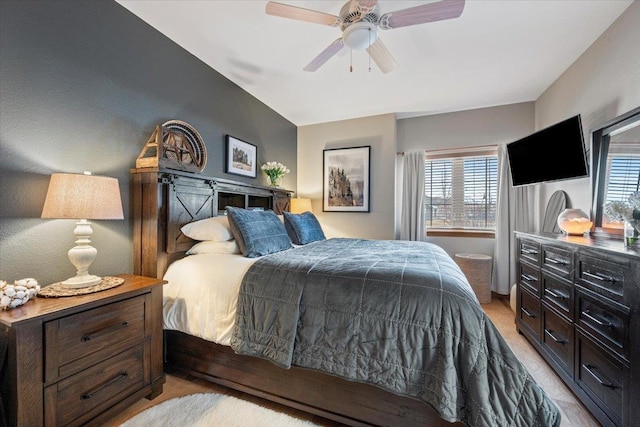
[603,191,640,222]
[261,161,290,187]
[0,278,40,310]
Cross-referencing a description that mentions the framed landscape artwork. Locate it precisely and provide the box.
[323,146,370,212]
[225,135,257,178]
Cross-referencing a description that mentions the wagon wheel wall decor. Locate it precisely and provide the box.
[136,120,207,173]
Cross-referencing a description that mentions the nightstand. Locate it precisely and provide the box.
[0,274,165,427]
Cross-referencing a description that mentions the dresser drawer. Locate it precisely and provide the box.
[541,306,573,376]
[576,287,629,361]
[577,254,626,301]
[518,238,541,266]
[45,296,147,382]
[45,344,147,427]
[541,272,572,319]
[541,245,573,280]
[518,262,541,295]
[518,287,541,341]
[576,333,626,426]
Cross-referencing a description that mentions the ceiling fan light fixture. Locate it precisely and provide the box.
[342,22,378,50]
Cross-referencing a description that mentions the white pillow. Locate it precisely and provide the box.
[181,216,233,242]
[186,240,241,255]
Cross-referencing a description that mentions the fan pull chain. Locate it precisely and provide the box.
[368,28,371,72]
[350,49,353,73]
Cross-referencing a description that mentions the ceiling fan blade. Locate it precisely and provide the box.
[379,0,465,30]
[266,1,341,27]
[366,38,397,74]
[303,38,345,72]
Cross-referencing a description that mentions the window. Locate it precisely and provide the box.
[604,143,640,203]
[424,148,497,232]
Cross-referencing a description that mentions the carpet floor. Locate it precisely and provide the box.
[120,393,320,427]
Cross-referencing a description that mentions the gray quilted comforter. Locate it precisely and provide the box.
[231,238,560,426]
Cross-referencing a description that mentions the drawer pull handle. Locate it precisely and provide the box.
[583,271,616,283]
[81,372,129,400]
[521,307,536,318]
[544,288,568,300]
[521,274,538,282]
[581,310,613,328]
[582,364,617,389]
[521,249,538,255]
[544,329,568,344]
[81,321,129,342]
[545,257,568,266]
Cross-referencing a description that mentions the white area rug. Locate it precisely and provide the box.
[120,393,320,427]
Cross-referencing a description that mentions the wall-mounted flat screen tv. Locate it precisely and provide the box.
[507,114,588,186]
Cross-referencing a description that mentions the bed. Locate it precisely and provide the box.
[131,168,560,427]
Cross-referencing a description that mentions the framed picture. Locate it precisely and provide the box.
[323,146,370,212]
[225,135,257,178]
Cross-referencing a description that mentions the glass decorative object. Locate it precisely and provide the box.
[557,208,592,236]
[624,219,640,248]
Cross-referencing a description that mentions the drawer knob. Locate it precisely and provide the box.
[583,271,617,283]
[521,249,538,255]
[581,310,613,328]
[81,321,129,342]
[81,372,129,400]
[544,329,568,344]
[521,307,536,318]
[582,364,617,389]
[521,274,538,282]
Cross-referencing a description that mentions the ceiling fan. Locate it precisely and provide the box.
[265,0,465,73]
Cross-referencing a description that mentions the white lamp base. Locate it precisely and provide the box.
[61,274,102,289]
[61,219,103,289]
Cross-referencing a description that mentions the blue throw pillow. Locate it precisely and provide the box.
[283,211,326,245]
[226,207,292,257]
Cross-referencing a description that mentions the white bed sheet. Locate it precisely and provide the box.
[162,253,257,346]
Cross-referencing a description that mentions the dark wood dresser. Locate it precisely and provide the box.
[0,274,165,427]
[514,232,639,427]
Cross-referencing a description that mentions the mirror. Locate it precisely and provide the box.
[590,106,640,235]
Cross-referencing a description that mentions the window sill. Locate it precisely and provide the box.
[426,229,495,238]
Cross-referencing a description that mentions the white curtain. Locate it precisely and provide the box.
[400,151,425,241]
[492,144,533,294]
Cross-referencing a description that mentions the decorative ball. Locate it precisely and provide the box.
[0,278,40,310]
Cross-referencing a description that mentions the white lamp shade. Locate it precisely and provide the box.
[290,198,312,214]
[41,173,124,220]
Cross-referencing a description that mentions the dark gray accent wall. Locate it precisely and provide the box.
[0,0,297,285]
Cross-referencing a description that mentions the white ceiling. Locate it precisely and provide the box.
[116,0,633,126]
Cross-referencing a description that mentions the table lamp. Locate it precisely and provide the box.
[41,172,124,288]
[290,197,312,214]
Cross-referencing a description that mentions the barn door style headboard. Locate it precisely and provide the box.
[131,167,292,279]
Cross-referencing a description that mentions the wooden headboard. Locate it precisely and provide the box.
[131,167,292,279]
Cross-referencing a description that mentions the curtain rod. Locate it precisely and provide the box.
[397,144,497,156]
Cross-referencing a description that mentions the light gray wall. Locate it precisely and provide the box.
[297,114,397,240]
[396,103,535,258]
[534,1,640,229]
[0,1,296,285]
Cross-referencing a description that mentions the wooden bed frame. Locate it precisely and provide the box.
[131,167,462,427]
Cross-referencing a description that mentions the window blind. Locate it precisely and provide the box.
[424,153,497,230]
[605,142,640,202]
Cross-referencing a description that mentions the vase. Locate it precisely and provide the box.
[624,219,640,248]
[268,176,281,187]
[557,208,592,236]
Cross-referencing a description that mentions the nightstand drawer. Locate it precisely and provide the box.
[46,344,146,427]
[45,296,146,382]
